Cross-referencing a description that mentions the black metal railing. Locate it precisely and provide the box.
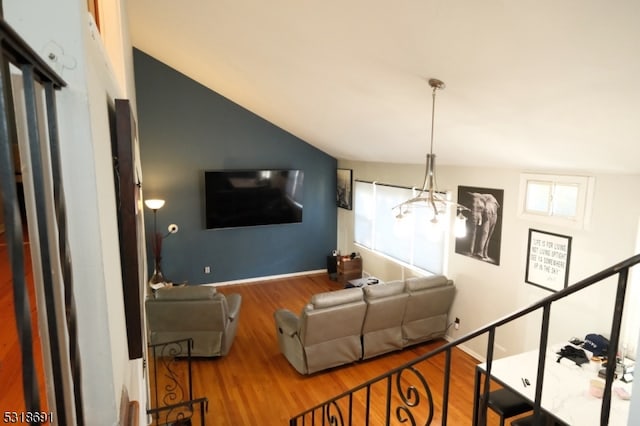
[290,254,640,425]
[0,14,86,425]
[147,338,209,426]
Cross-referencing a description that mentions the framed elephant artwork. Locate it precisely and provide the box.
[454,186,504,265]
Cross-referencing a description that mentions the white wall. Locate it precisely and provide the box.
[337,160,640,361]
[5,0,145,424]
[631,329,640,423]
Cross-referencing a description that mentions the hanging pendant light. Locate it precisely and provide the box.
[393,78,469,236]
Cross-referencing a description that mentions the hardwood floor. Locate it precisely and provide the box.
[150,274,487,425]
[0,231,48,414]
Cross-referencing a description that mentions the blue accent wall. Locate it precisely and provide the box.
[133,49,337,284]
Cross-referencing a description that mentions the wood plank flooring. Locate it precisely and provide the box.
[150,274,486,425]
[2,229,493,425]
[0,231,48,414]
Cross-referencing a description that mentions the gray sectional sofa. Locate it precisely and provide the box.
[274,275,455,374]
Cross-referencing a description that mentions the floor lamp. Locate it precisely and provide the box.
[145,198,166,285]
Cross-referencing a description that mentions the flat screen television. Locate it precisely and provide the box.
[205,169,304,229]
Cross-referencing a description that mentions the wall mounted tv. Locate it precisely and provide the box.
[205,169,304,229]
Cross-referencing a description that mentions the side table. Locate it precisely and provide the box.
[337,256,362,285]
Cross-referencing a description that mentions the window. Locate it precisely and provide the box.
[354,181,449,274]
[518,173,594,229]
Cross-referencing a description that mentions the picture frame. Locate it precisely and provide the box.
[337,168,353,210]
[525,229,572,292]
[112,99,144,359]
[454,186,504,265]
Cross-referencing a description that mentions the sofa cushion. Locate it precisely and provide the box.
[310,287,363,309]
[405,275,450,292]
[363,280,405,299]
[155,285,217,300]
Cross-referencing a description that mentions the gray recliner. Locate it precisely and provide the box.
[361,280,408,359]
[274,287,367,374]
[402,275,455,347]
[146,285,241,357]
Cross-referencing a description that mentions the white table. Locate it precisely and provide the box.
[345,276,382,288]
[473,345,632,425]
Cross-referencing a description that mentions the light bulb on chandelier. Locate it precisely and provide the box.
[454,209,468,238]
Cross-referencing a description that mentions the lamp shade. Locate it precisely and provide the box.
[454,212,468,238]
[144,199,165,210]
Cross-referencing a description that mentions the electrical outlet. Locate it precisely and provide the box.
[204,266,211,274]
[454,317,460,330]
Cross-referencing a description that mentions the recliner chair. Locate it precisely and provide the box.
[402,275,456,347]
[361,280,408,359]
[146,285,242,357]
[274,287,367,374]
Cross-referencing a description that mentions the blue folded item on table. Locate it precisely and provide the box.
[582,333,609,357]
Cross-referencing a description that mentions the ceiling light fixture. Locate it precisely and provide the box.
[393,78,469,236]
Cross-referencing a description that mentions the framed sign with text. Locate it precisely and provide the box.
[525,229,572,292]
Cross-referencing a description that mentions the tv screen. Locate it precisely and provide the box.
[205,169,304,229]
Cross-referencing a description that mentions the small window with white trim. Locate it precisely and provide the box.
[518,173,594,229]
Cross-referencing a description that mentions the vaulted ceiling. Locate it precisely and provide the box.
[127,1,640,174]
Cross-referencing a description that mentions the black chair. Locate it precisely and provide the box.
[512,412,560,426]
[511,415,536,426]
[486,388,532,426]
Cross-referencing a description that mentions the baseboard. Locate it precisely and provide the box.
[203,269,327,287]
[444,334,485,363]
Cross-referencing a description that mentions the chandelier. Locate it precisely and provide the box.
[393,78,469,237]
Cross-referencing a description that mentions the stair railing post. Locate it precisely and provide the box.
[601,267,629,425]
[532,303,551,424]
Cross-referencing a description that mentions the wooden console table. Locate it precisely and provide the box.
[337,256,362,285]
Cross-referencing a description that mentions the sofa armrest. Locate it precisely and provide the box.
[274,309,299,337]
[226,293,242,321]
